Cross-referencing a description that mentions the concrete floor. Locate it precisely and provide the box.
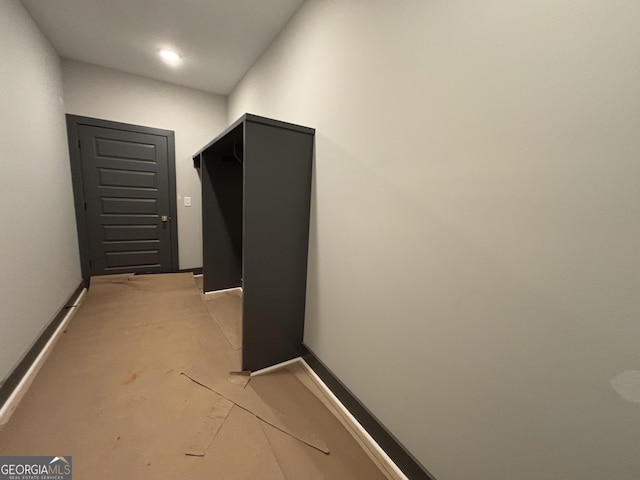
[0,273,388,479]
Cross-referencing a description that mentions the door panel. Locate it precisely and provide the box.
[102,225,160,241]
[95,137,157,161]
[78,125,173,275]
[98,169,158,189]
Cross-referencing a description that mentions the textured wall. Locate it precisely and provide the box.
[229,1,640,478]
[0,0,81,384]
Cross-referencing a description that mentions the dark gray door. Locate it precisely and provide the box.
[78,125,175,275]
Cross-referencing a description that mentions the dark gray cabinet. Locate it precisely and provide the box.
[193,114,315,372]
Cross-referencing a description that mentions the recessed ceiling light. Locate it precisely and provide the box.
[158,48,182,66]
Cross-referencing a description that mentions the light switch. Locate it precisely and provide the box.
[184,196,192,207]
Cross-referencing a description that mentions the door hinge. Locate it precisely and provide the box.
[89,260,92,268]
[78,139,81,149]
[84,201,87,211]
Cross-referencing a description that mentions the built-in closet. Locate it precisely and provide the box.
[193,114,314,371]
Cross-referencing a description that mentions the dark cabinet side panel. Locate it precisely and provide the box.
[201,149,243,292]
[242,121,314,371]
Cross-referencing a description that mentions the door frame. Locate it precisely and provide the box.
[66,115,179,285]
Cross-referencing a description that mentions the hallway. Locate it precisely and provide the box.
[0,273,388,479]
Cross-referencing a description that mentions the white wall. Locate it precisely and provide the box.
[229,1,640,479]
[62,59,227,270]
[0,0,82,384]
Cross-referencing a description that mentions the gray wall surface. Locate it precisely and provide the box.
[229,1,640,479]
[62,59,227,270]
[0,0,82,384]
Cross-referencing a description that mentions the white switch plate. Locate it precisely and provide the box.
[184,196,192,207]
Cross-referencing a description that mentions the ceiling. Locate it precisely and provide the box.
[21,0,306,95]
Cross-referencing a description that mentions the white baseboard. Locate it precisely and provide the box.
[297,358,409,480]
[250,357,302,377]
[251,356,409,480]
[0,288,87,426]
[203,286,242,299]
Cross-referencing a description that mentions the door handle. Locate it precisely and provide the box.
[161,215,169,222]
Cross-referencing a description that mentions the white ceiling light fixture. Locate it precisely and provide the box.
[158,48,182,66]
